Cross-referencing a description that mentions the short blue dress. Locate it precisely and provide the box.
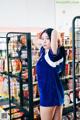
[36,46,65,106]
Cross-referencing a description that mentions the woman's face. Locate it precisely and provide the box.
[41,32,51,49]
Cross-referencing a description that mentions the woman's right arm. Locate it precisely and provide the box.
[50,30,65,74]
[51,30,58,55]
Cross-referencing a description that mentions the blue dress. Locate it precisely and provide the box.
[36,47,65,106]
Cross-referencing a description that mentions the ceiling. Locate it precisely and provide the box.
[56,0,80,3]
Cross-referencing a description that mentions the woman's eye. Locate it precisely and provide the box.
[46,37,49,39]
[42,37,49,40]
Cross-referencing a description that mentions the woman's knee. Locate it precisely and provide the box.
[52,105,63,120]
[40,106,56,120]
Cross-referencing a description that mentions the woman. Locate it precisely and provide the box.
[36,28,66,120]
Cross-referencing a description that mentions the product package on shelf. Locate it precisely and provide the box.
[34,105,40,120]
[64,36,70,46]
[60,32,65,45]
[0,74,9,97]
[65,63,70,76]
[64,93,70,107]
[0,107,10,120]
[33,85,39,99]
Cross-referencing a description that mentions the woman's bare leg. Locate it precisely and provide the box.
[40,106,56,120]
[52,105,63,120]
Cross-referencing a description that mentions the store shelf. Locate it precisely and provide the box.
[33,81,38,85]
[64,45,72,48]
[64,87,80,93]
[33,97,40,102]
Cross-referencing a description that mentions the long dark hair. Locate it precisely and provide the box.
[40,28,53,41]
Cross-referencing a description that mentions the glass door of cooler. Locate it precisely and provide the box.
[6,32,33,120]
[72,16,80,120]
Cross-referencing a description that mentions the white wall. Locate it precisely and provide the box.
[0,0,56,28]
[56,3,80,34]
